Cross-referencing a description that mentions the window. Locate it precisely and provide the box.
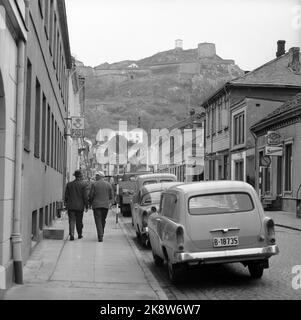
[47,204,51,226]
[44,0,49,35]
[41,94,46,163]
[54,121,57,170]
[24,59,32,151]
[51,114,54,168]
[32,211,38,241]
[207,110,211,136]
[189,193,254,215]
[235,160,244,181]
[223,155,229,180]
[161,194,178,220]
[39,208,44,231]
[218,103,222,132]
[143,180,157,186]
[277,156,283,195]
[47,106,51,165]
[38,0,44,17]
[49,0,54,54]
[212,107,216,134]
[53,15,57,67]
[34,79,41,158]
[285,144,293,191]
[233,112,245,146]
[141,192,162,206]
[209,160,215,180]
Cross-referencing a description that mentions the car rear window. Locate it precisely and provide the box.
[143,180,157,186]
[141,192,162,206]
[189,192,254,215]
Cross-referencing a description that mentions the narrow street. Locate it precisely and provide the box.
[122,218,301,300]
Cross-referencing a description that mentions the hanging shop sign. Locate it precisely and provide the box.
[71,117,85,138]
[266,131,281,146]
[265,146,283,157]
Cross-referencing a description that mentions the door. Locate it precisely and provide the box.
[277,156,283,195]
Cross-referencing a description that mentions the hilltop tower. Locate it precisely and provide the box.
[198,43,216,59]
[175,39,183,50]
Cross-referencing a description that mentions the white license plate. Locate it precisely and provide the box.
[213,236,239,248]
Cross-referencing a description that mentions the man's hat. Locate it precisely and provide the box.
[95,171,105,178]
[73,170,83,178]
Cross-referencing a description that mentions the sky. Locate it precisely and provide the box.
[65,0,301,71]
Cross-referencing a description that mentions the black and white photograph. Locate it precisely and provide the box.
[0,0,301,309]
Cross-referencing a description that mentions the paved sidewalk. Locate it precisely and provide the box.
[265,210,301,231]
[3,210,167,300]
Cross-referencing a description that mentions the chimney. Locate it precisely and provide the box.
[289,47,300,72]
[276,40,286,57]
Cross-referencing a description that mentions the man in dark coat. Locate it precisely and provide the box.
[89,171,113,242]
[64,170,89,241]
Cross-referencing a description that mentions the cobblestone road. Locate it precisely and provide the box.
[122,219,301,300]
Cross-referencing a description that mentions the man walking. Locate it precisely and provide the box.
[64,170,89,241]
[89,171,113,242]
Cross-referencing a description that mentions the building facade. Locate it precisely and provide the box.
[0,0,27,291]
[203,42,301,184]
[157,112,205,182]
[66,64,85,182]
[251,94,301,214]
[21,0,72,265]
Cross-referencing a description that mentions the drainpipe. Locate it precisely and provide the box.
[250,129,259,194]
[12,39,26,285]
[12,0,29,285]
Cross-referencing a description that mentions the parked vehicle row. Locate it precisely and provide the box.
[120,173,280,283]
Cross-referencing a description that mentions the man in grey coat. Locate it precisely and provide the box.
[64,170,89,241]
[89,171,113,242]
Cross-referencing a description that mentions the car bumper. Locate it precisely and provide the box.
[174,245,279,265]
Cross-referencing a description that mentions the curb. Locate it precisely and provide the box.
[118,215,169,301]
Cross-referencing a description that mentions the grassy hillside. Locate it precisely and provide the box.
[78,49,244,140]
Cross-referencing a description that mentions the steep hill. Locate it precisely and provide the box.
[76,44,244,140]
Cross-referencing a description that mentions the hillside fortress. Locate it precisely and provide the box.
[76,41,243,81]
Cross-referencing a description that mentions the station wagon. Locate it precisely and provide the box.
[148,181,280,283]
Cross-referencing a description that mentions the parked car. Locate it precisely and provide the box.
[148,181,280,283]
[130,173,178,223]
[133,182,184,247]
[118,171,152,216]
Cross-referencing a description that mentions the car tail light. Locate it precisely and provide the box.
[176,226,184,252]
[265,218,276,245]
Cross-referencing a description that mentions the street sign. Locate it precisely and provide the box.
[71,117,85,130]
[266,131,281,146]
[71,129,85,139]
[265,146,283,157]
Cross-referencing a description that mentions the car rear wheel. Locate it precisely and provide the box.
[248,263,264,279]
[153,252,164,267]
[124,204,132,217]
[141,234,151,248]
[168,262,182,284]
